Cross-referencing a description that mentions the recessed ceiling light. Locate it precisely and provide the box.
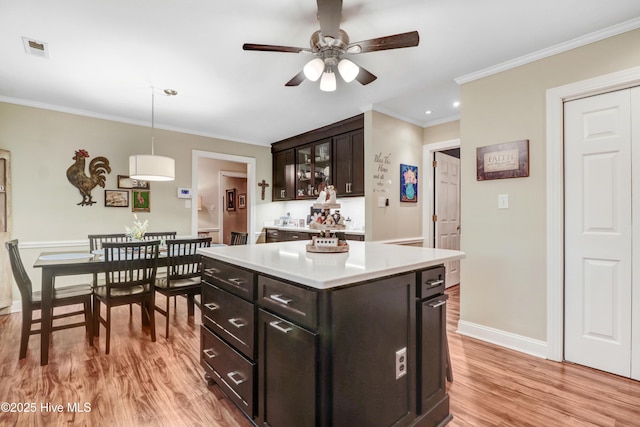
[22,36,50,59]
[453,101,460,108]
[425,110,432,115]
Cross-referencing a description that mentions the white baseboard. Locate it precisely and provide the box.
[457,320,548,359]
[0,301,22,315]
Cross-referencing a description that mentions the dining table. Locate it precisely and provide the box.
[32,249,165,366]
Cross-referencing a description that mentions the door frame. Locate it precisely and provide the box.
[546,65,640,361]
[191,150,256,243]
[219,170,247,245]
[422,139,460,248]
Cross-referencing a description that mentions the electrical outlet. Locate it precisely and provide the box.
[395,347,407,379]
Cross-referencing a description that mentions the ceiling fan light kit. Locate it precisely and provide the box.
[242,0,419,91]
[129,88,177,182]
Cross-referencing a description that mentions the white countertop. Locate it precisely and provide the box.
[198,241,465,289]
[264,225,365,235]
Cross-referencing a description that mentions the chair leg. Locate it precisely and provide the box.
[19,309,32,359]
[148,296,156,343]
[105,306,111,355]
[84,300,94,346]
[93,295,100,338]
[165,295,171,339]
[187,294,195,317]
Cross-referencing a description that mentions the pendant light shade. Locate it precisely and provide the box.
[337,58,359,83]
[129,154,175,181]
[129,88,176,181]
[319,68,336,92]
[303,58,325,81]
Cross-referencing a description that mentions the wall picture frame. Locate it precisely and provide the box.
[118,175,150,190]
[400,164,418,203]
[238,193,246,209]
[226,189,236,211]
[104,190,129,207]
[476,139,530,181]
[132,190,150,212]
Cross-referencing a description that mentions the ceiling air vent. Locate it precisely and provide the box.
[22,37,50,59]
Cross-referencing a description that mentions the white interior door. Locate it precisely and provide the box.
[0,150,11,310]
[564,88,638,379]
[435,151,460,287]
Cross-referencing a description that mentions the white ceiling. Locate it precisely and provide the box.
[2,1,640,146]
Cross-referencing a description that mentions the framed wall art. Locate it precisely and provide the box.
[400,164,418,203]
[226,189,236,211]
[132,190,150,212]
[104,190,129,207]
[476,139,529,181]
[118,175,150,190]
[238,193,246,209]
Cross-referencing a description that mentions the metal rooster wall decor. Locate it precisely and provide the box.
[66,149,111,206]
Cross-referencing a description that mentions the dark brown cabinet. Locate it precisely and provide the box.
[200,255,450,427]
[272,114,364,202]
[333,129,364,197]
[273,149,295,201]
[264,228,363,243]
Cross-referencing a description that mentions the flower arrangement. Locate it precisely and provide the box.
[124,214,148,240]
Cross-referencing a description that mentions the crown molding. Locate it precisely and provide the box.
[455,17,640,85]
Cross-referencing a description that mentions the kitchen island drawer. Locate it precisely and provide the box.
[202,283,255,358]
[417,265,445,299]
[258,275,318,330]
[202,257,256,301]
[201,326,255,418]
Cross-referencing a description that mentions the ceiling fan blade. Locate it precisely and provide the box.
[243,43,310,54]
[354,65,377,86]
[347,31,419,54]
[285,71,306,87]
[317,0,342,39]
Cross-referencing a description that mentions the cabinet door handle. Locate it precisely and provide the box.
[203,348,217,359]
[204,303,219,311]
[269,294,293,305]
[228,318,246,328]
[226,371,246,386]
[428,300,446,308]
[269,320,293,334]
[281,190,285,198]
[425,279,444,287]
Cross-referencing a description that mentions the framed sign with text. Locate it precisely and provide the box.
[476,139,529,181]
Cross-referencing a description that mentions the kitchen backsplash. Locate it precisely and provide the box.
[276,197,365,230]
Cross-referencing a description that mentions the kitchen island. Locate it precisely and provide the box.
[198,241,465,427]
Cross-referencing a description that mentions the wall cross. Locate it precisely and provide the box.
[258,179,269,200]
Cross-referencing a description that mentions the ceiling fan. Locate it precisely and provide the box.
[242,0,420,92]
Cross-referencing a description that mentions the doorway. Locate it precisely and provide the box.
[220,172,247,245]
[564,87,640,379]
[546,65,640,370]
[191,150,256,244]
[423,139,461,287]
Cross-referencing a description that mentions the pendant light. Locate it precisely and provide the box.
[129,88,176,181]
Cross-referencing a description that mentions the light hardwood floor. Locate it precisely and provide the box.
[1,286,639,426]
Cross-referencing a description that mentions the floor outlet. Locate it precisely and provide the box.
[395,347,407,379]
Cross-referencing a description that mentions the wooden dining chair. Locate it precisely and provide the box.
[5,239,93,360]
[154,237,211,338]
[93,240,159,354]
[229,231,248,245]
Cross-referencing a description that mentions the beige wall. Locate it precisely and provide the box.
[0,102,271,298]
[459,28,640,341]
[365,110,423,242]
[423,120,460,144]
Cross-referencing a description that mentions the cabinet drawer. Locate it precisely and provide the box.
[266,228,280,243]
[281,230,312,241]
[258,276,318,330]
[202,258,256,301]
[202,284,255,358]
[417,265,445,299]
[201,326,255,417]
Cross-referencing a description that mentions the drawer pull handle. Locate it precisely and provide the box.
[425,279,444,287]
[227,371,246,386]
[269,294,293,305]
[291,235,299,239]
[269,320,293,334]
[228,278,243,285]
[228,318,246,328]
[428,300,446,308]
[205,267,221,274]
[204,303,219,311]
[203,348,217,359]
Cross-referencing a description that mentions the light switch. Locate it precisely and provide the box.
[185,199,191,209]
[498,194,509,209]
[378,196,386,208]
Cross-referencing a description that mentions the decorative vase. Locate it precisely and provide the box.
[405,183,415,200]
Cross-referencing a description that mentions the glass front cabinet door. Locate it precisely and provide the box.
[296,139,331,199]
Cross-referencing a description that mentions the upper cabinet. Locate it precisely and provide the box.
[272,114,364,201]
